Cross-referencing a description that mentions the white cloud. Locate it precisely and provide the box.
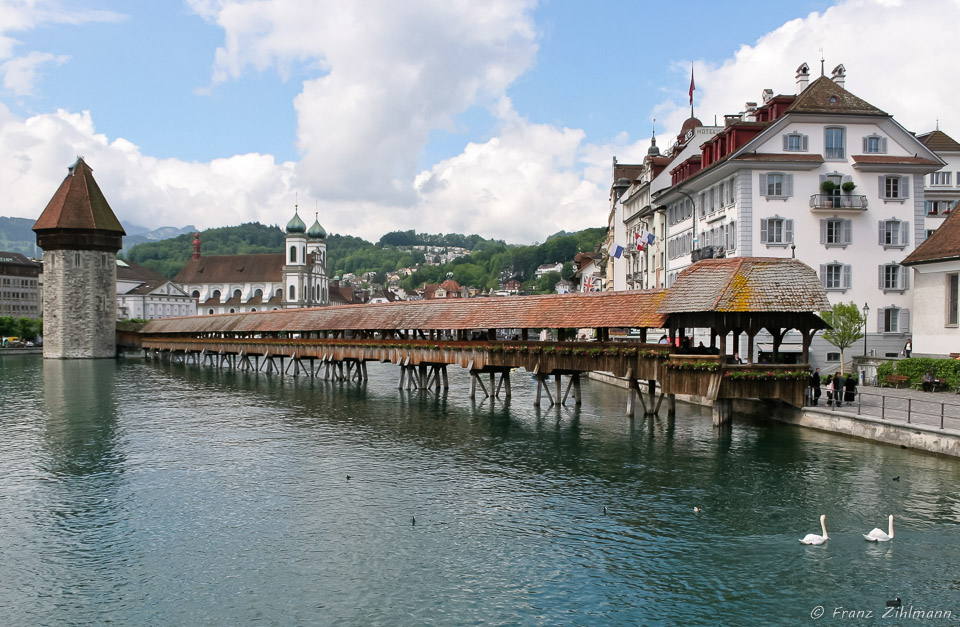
[189,0,538,203]
[0,1,122,94]
[1,51,68,95]
[655,0,960,140]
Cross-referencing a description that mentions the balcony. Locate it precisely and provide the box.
[809,194,868,211]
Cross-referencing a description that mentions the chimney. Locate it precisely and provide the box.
[831,63,846,89]
[762,88,774,104]
[743,102,758,122]
[192,232,201,259]
[795,62,810,93]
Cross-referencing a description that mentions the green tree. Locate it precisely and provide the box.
[821,302,866,374]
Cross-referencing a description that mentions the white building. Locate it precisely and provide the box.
[116,260,196,320]
[917,129,960,236]
[647,63,943,367]
[534,262,564,279]
[900,208,960,357]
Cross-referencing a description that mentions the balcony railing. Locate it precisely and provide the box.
[809,194,868,210]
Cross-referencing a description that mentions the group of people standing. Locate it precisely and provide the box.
[808,368,858,406]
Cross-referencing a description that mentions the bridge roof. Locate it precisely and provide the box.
[142,289,669,334]
[658,257,830,313]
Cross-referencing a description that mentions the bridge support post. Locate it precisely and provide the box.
[561,374,581,405]
[712,399,733,426]
[534,374,554,407]
[626,378,639,417]
[554,374,562,405]
[398,365,406,389]
[441,366,449,390]
[667,394,676,418]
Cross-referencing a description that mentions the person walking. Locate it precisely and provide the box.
[825,374,834,406]
[903,339,912,358]
[809,368,821,406]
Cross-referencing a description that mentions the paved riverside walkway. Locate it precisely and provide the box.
[808,382,960,434]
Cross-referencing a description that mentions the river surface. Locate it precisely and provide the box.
[1,354,958,626]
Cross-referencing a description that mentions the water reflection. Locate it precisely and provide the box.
[0,355,958,625]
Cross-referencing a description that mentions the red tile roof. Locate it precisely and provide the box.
[901,208,960,266]
[785,76,887,117]
[142,290,670,335]
[173,253,285,283]
[851,155,941,166]
[33,158,125,234]
[658,258,830,313]
[917,130,960,153]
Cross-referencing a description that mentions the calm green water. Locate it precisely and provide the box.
[1,354,959,626]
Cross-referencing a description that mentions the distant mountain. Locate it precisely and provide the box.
[0,216,195,257]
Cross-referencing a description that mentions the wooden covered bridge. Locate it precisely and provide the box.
[131,258,831,424]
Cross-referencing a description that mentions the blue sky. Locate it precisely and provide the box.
[0,0,956,243]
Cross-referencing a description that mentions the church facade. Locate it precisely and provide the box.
[175,208,330,315]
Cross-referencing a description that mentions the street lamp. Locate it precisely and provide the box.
[862,302,870,356]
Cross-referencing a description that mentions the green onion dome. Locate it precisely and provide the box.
[307,217,327,239]
[286,209,306,234]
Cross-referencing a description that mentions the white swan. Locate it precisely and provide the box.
[799,514,829,545]
[863,515,894,542]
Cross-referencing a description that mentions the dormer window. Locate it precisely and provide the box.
[863,134,887,154]
[783,132,808,152]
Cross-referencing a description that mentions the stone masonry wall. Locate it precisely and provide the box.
[43,249,117,359]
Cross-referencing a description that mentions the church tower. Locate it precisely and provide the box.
[33,157,125,358]
[282,206,307,308]
[306,212,329,306]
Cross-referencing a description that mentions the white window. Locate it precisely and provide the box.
[930,171,952,186]
[879,263,909,292]
[727,178,736,204]
[879,175,909,200]
[759,172,793,198]
[879,219,909,248]
[825,127,845,159]
[863,134,887,154]
[821,218,852,247]
[783,132,808,152]
[820,262,851,290]
[877,307,909,333]
[760,217,793,245]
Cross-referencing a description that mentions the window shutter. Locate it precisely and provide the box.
[862,136,869,152]
[877,308,885,333]
[783,135,789,150]
[785,219,794,243]
[878,220,885,244]
[820,264,827,287]
[901,176,910,198]
[784,174,794,197]
[880,137,887,153]
[729,220,736,249]
[820,220,827,244]
[878,175,885,198]
[802,135,809,151]
[759,173,768,197]
[843,264,852,289]
[902,266,910,289]
[878,265,885,289]
[901,309,910,332]
[901,221,910,245]
[842,219,853,244]
[760,218,768,243]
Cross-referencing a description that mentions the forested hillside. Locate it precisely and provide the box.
[125,223,607,292]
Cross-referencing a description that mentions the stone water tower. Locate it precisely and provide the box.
[33,157,125,358]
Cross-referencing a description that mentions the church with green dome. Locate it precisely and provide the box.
[175,204,334,314]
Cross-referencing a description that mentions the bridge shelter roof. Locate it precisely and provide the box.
[658,257,830,314]
[141,290,669,335]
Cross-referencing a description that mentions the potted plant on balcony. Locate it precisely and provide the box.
[820,180,837,208]
[841,181,857,193]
